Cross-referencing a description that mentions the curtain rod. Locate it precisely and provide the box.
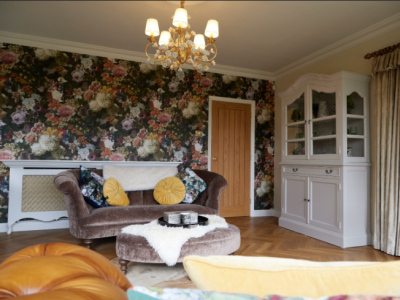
[364,42,400,59]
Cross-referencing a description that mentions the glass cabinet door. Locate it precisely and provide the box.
[309,90,338,158]
[346,92,366,158]
[286,93,306,158]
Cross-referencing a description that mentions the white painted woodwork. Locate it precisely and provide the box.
[2,161,181,234]
[278,72,371,248]
[309,177,341,232]
[283,176,308,223]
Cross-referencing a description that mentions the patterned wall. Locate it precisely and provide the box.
[0,42,274,222]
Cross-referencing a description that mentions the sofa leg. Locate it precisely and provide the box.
[119,258,129,275]
[229,252,235,255]
[83,239,93,249]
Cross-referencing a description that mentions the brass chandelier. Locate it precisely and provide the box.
[144,1,219,72]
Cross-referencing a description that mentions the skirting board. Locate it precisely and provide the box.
[0,219,69,233]
[251,209,281,217]
[0,223,7,233]
[279,217,371,248]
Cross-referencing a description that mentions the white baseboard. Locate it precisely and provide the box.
[0,223,7,233]
[279,217,371,248]
[251,209,281,217]
[2,220,70,233]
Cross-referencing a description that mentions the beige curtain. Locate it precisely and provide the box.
[372,48,400,255]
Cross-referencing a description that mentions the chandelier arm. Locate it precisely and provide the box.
[202,43,218,62]
[145,43,164,62]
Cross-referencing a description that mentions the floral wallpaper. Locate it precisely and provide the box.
[0,42,274,223]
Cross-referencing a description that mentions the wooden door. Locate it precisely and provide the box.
[211,101,251,217]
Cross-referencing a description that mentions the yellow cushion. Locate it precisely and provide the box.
[183,255,400,298]
[103,178,129,206]
[154,177,186,205]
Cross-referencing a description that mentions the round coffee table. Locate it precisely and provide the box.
[116,224,240,274]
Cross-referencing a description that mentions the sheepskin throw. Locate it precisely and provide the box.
[103,165,178,191]
[121,215,229,266]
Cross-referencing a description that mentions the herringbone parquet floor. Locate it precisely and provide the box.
[0,217,398,263]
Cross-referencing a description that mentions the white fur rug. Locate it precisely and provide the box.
[121,215,228,266]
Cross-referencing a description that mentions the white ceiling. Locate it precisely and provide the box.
[0,1,399,74]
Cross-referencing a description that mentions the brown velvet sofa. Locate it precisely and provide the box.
[54,169,227,248]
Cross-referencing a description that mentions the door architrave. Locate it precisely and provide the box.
[208,96,256,217]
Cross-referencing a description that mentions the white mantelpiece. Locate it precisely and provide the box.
[2,160,181,234]
[2,160,181,169]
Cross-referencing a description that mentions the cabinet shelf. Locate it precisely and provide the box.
[287,121,306,127]
[311,135,336,141]
[347,115,365,119]
[312,115,336,123]
[346,135,365,139]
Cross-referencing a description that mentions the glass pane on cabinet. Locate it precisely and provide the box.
[347,92,364,115]
[311,90,336,119]
[287,124,305,140]
[312,138,336,155]
[287,141,305,156]
[347,118,364,136]
[287,94,304,124]
[312,118,336,137]
[347,138,364,157]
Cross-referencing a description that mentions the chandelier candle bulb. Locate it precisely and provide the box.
[145,18,160,37]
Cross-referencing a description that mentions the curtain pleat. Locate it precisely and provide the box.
[372,47,400,255]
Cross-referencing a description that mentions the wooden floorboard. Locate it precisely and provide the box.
[0,217,398,263]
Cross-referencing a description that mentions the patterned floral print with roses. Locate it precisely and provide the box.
[0,42,274,223]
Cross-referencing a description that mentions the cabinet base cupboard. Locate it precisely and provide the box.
[278,72,371,248]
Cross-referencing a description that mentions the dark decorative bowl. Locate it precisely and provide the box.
[158,216,209,229]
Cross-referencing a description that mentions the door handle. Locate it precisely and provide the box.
[325,170,333,174]
[212,157,217,161]
[292,168,298,172]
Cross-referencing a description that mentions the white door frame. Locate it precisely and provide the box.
[208,96,259,217]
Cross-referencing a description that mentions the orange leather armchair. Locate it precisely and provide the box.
[0,243,131,300]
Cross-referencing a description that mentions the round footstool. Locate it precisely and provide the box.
[116,224,241,274]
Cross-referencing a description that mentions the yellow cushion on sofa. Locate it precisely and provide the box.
[183,255,400,298]
[154,177,186,205]
[103,178,129,206]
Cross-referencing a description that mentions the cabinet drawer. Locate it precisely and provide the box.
[283,166,340,177]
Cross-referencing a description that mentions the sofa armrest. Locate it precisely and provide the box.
[54,170,90,219]
[193,170,228,213]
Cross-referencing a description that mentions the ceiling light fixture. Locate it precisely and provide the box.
[144,1,218,73]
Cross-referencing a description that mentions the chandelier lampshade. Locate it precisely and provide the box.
[205,20,219,38]
[172,8,188,28]
[144,1,218,73]
[145,18,160,37]
[194,34,206,50]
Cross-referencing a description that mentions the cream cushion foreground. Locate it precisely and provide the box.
[103,165,178,191]
[183,255,400,298]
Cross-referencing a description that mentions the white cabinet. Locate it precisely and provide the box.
[279,72,371,248]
